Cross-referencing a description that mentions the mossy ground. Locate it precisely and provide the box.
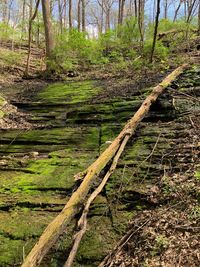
[37,81,101,104]
[0,67,200,266]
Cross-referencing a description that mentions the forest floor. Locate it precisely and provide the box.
[0,44,200,266]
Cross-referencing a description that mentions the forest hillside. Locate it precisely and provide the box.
[0,1,200,267]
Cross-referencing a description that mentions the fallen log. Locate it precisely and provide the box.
[157,28,198,40]
[64,134,130,267]
[22,64,188,267]
[158,29,181,40]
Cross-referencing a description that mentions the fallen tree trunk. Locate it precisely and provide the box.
[22,64,188,267]
[64,134,130,267]
[157,29,198,40]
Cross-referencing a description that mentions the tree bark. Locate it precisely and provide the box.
[21,64,188,267]
[118,0,122,24]
[150,0,161,63]
[64,134,130,267]
[105,9,110,31]
[69,0,72,29]
[58,0,63,33]
[118,0,125,24]
[198,2,200,35]
[173,0,182,22]
[164,0,168,19]
[63,0,67,27]
[77,0,81,31]
[81,0,86,32]
[41,0,55,70]
[134,0,138,18]
[138,0,145,44]
[25,0,40,76]
[120,0,126,24]
[22,0,26,34]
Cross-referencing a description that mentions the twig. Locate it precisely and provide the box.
[171,90,200,103]
[98,219,150,267]
[64,134,130,267]
[99,200,187,267]
[189,116,196,128]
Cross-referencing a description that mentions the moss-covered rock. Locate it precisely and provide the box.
[0,67,200,266]
[37,81,101,104]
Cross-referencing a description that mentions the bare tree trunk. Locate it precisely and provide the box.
[198,2,200,35]
[63,0,67,27]
[2,0,8,24]
[25,0,40,76]
[58,0,63,33]
[77,0,81,31]
[150,0,161,63]
[121,0,126,24]
[29,0,33,41]
[105,9,110,31]
[118,0,122,24]
[134,0,138,18]
[138,0,145,44]
[41,0,55,71]
[69,0,72,29]
[22,0,26,34]
[81,0,86,32]
[173,0,182,22]
[36,12,40,47]
[164,0,168,19]
[153,0,156,22]
[186,0,197,23]
[49,0,54,16]
[21,63,188,267]
[100,0,104,33]
[118,0,125,24]
[184,0,187,20]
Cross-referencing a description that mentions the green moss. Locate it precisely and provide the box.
[195,171,200,181]
[76,217,118,262]
[0,236,23,266]
[0,210,54,239]
[0,126,99,153]
[0,94,6,118]
[0,149,97,194]
[0,210,55,266]
[66,99,142,124]
[37,81,101,104]
[0,49,23,66]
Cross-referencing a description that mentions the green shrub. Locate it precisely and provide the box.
[52,29,106,72]
[143,40,169,60]
[117,17,140,45]
[0,49,22,66]
[0,23,17,42]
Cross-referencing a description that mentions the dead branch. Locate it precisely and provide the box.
[158,29,198,40]
[98,219,150,267]
[64,135,130,267]
[21,64,188,267]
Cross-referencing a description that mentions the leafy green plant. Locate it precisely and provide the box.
[117,17,140,45]
[51,29,106,72]
[143,40,169,61]
[0,49,22,66]
[189,206,200,219]
[151,235,169,256]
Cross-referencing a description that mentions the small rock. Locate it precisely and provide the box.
[29,151,39,158]
[105,141,112,144]
[0,160,8,166]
